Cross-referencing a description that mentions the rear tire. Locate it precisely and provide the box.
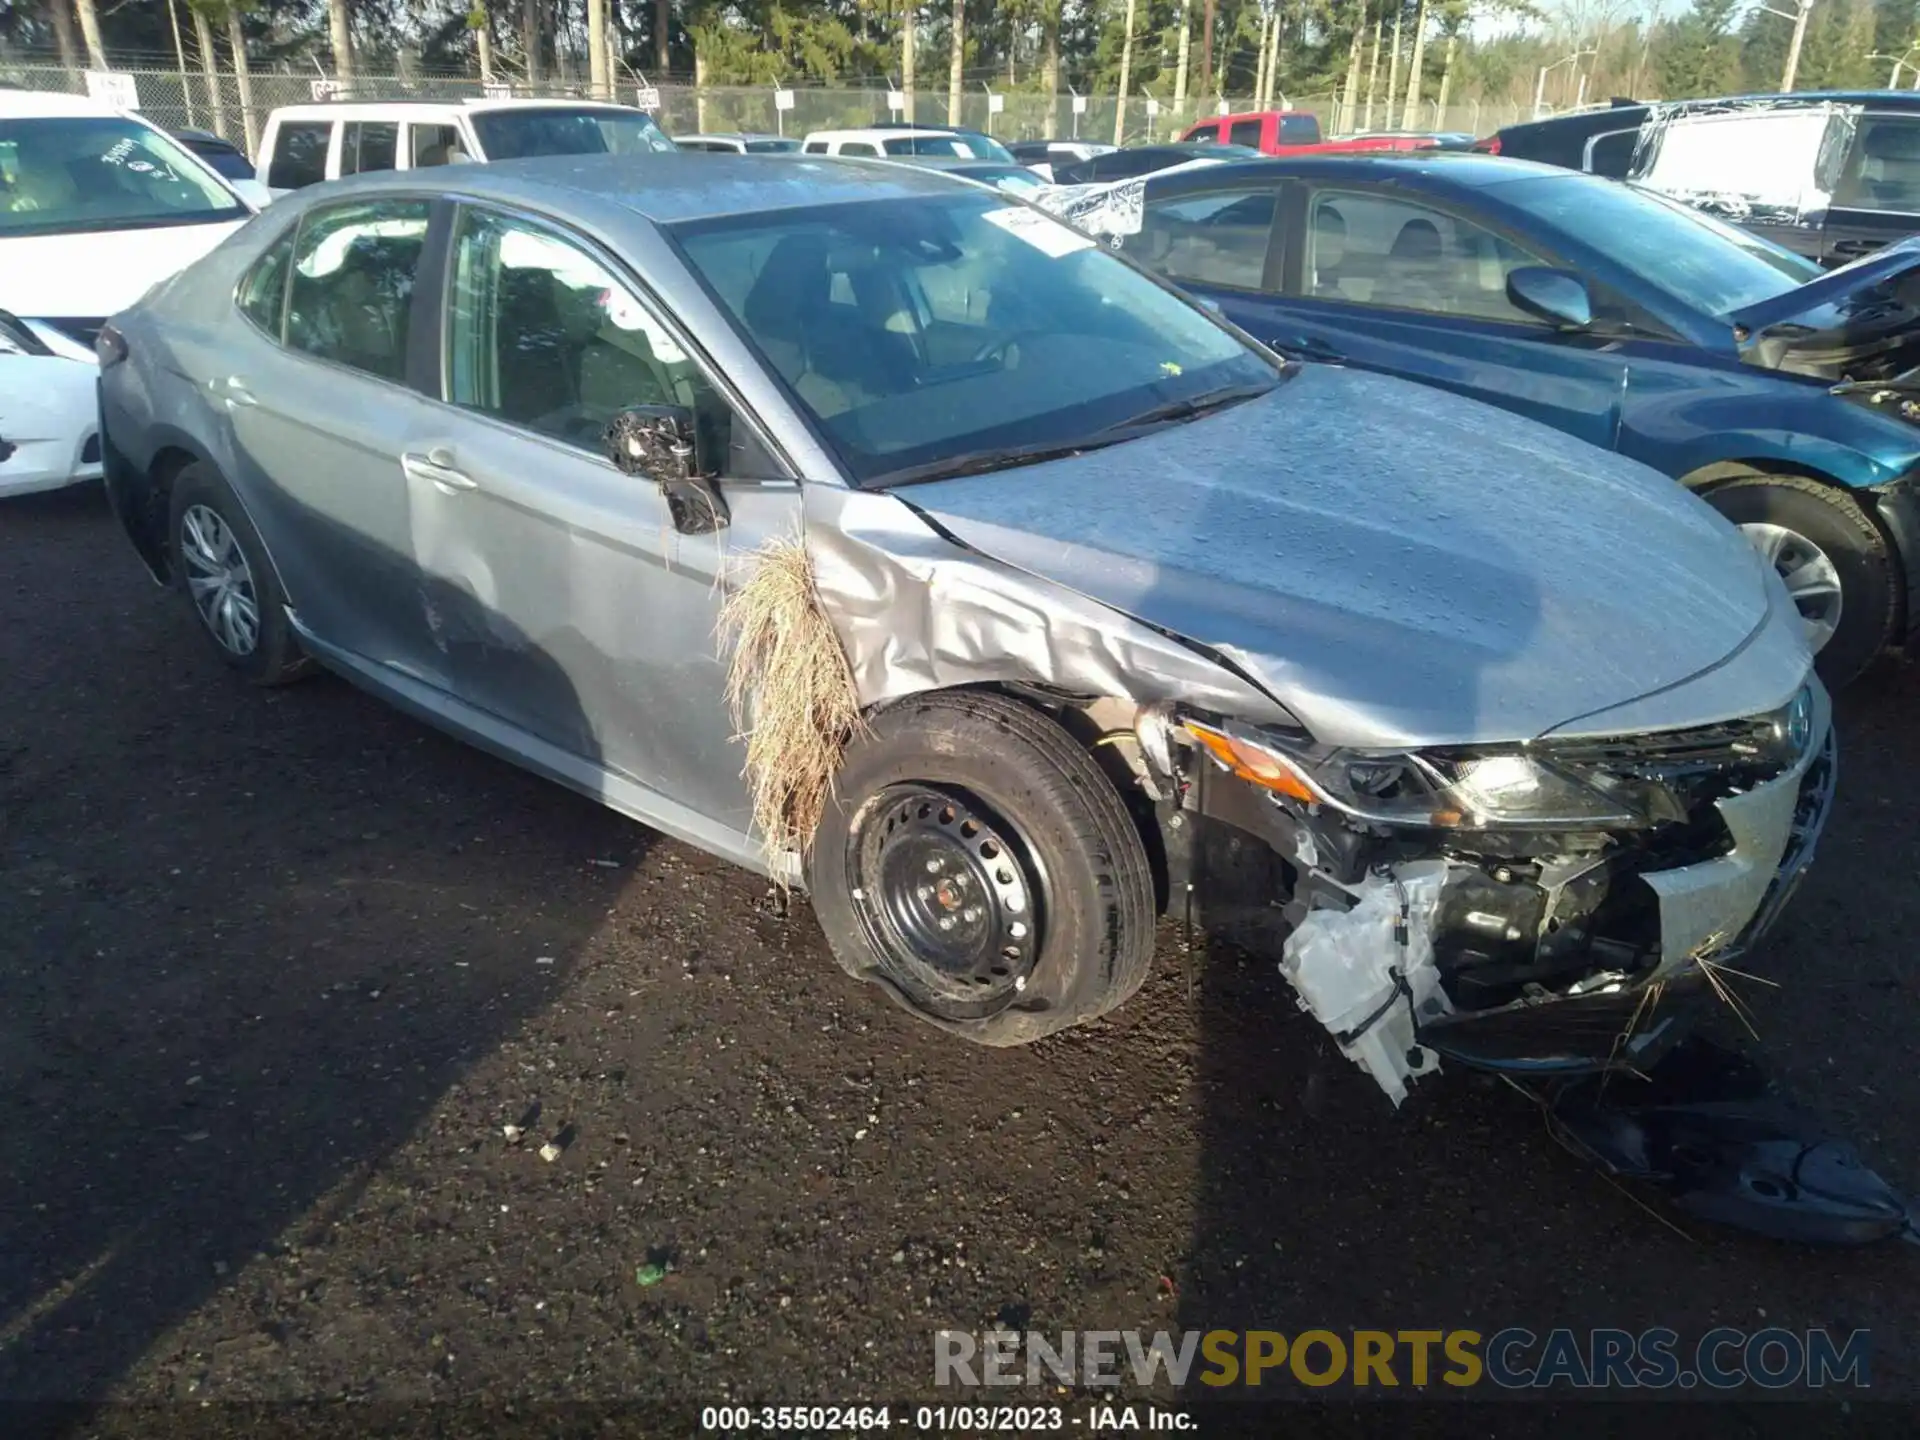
[809,690,1156,1047]
[168,462,310,686]
[1703,474,1897,689]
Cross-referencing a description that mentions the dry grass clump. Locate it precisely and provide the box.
[719,535,867,875]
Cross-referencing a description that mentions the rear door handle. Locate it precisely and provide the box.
[1271,335,1345,364]
[401,448,477,493]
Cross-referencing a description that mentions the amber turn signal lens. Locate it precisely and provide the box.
[1182,722,1317,803]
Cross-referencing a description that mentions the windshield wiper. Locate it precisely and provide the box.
[1096,380,1277,437]
[874,439,1124,488]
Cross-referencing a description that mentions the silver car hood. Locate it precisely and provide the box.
[898,365,1809,748]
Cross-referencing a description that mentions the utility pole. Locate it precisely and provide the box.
[1781,0,1813,91]
[1115,0,1138,145]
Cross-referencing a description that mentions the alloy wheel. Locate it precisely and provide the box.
[1740,522,1843,654]
[179,503,261,657]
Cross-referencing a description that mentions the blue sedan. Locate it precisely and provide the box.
[1094,153,1920,685]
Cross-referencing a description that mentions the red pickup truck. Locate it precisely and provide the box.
[1179,110,1438,156]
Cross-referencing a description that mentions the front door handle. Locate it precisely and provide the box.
[1271,335,1345,364]
[401,448,477,493]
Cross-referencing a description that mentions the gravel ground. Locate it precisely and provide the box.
[3,486,1917,1428]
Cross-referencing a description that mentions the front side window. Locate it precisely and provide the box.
[1279,113,1321,143]
[1186,125,1221,145]
[237,229,296,338]
[285,198,431,383]
[409,123,464,167]
[1833,114,1920,212]
[341,121,399,177]
[1127,187,1277,290]
[674,192,1280,487]
[1304,189,1546,322]
[446,207,737,461]
[803,140,829,154]
[1228,119,1264,149]
[266,121,332,189]
[467,107,676,160]
[0,115,245,237]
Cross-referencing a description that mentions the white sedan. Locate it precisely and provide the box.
[0,314,101,497]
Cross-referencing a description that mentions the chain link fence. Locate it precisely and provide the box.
[2,58,1531,158]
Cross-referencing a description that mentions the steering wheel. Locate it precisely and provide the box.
[969,330,1045,367]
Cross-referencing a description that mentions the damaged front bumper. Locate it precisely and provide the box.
[1171,686,1837,1105]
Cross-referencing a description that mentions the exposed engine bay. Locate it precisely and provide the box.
[1071,684,1834,1106]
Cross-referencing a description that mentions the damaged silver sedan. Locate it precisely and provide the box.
[100,155,1834,1105]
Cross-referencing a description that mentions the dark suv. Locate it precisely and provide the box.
[1480,91,1920,266]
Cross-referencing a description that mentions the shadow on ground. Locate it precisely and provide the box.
[0,487,641,1405]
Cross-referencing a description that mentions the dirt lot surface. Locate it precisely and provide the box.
[4,486,1918,1429]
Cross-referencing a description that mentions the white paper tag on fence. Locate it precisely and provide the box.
[635,84,662,111]
[310,78,344,101]
[886,90,905,113]
[987,93,1004,114]
[84,70,140,109]
[774,89,796,112]
[982,206,1094,258]
[1145,98,1160,118]
[1071,95,1088,115]
[482,81,512,99]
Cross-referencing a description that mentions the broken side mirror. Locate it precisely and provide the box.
[604,404,730,536]
[1506,266,1593,329]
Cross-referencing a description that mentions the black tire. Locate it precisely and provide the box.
[1703,474,1898,689]
[168,462,310,686]
[809,690,1156,1047]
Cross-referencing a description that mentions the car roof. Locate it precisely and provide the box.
[803,127,959,143]
[679,131,787,142]
[1149,151,1577,188]
[311,150,981,223]
[263,98,654,121]
[0,89,122,119]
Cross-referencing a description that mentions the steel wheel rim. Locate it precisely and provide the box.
[180,503,260,657]
[847,784,1043,1007]
[1740,522,1843,654]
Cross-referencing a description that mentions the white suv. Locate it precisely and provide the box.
[800,127,985,158]
[255,98,678,195]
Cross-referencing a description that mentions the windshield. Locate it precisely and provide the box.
[1495,173,1821,317]
[673,192,1280,487]
[469,106,677,160]
[0,116,244,238]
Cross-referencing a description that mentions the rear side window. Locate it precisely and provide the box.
[1228,119,1263,149]
[237,229,295,339]
[1128,188,1277,290]
[266,121,331,189]
[285,199,432,384]
[341,121,399,176]
[409,123,463,167]
[841,142,880,157]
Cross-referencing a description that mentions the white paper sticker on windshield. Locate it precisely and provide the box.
[981,205,1094,258]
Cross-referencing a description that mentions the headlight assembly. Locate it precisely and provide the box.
[1180,719,1647,830]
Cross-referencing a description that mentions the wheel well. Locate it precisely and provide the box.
[130,446,202,581]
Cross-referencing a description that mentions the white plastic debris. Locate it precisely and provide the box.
[1280,861,1452,1106]
[503,1124,523,1143]
[539,1142,562,1163]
